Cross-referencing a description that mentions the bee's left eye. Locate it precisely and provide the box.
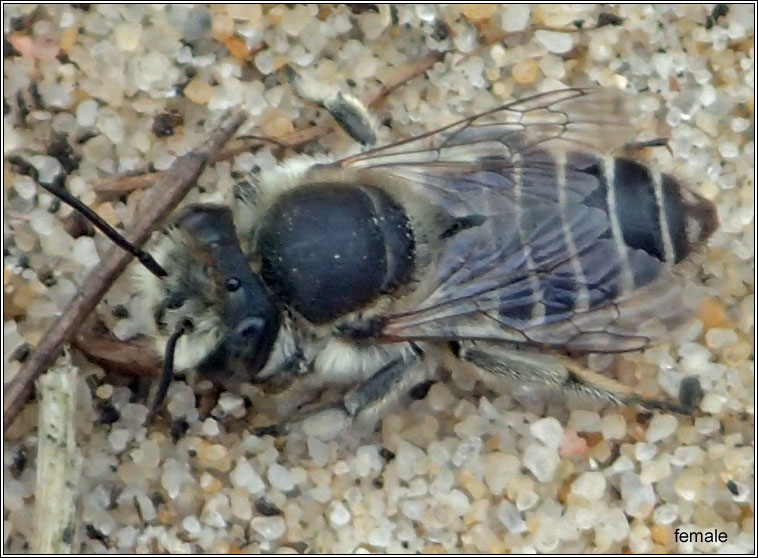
[166,293,185,309]
[225,277,241,292]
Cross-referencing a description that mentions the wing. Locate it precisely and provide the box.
[335,87,636,170]
[331,89,695,353]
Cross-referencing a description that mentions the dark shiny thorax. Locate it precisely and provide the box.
[256,182,414,324]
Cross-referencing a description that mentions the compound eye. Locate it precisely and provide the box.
[165,293,186,309]
[225,277,241,292]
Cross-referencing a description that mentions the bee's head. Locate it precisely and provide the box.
[140,205,280,391]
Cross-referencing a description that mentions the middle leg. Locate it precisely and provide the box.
[254,343,428,437]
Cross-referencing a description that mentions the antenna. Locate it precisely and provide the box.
[37,180,167,278]
[147,320,188,422]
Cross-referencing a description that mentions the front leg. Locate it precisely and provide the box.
[254,344,425,437]
[254,348,307,395]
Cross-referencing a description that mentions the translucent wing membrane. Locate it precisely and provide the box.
[330,89,700,353]
[335,88,636,170]
[377,160,687,352]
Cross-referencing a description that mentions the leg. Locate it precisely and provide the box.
[620,137,673,157]
[461,341,691,413]
[254,345,426,437]
[286,66,378,146]
[320,92,377,146]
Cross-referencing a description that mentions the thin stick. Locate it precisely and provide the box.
[3,111,247,431]
[92,52,444,195]
[93,171,167,195]
[365,51,444,107]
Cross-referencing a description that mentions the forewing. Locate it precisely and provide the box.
[334,87,636,170]
[329,89,690,352]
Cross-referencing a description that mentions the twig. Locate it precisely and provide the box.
[92,52,444,195]
[32,351,80,553]
[3,111,247,431]
[92,170,168,195]
[364,51,444,107]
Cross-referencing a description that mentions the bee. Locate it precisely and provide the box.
[48,87,718,433]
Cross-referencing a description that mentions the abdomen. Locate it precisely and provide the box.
[574,153,717,268]
[507,149,718,322]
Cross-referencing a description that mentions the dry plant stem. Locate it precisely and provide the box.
[32,352,80,553]
[3,111,247,431]
[364,51,444,106]
[92,52,444,195]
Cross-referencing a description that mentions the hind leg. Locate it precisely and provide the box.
[460,341,691,414]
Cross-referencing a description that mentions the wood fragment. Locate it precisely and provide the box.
[62,211,95,238]
[92,171,167,195]
[73,319,161,377]
[3,111,247,430]
[198,384,224,419]
[32,351,80,554]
